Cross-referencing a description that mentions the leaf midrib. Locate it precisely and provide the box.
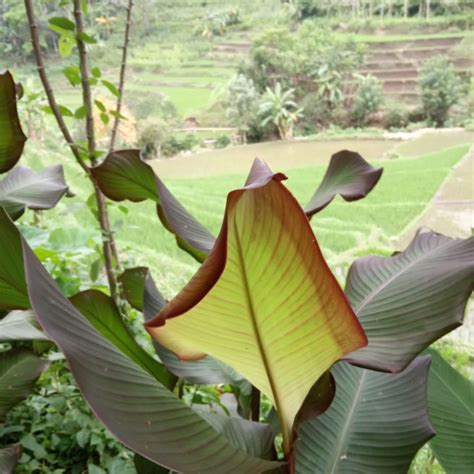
[329,369,367,474]
[233,220,282,426]
[354,238,453,315]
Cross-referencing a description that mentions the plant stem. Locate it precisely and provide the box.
[251,385,261,422]
[24,0,120,299]
[108,0,134,154]
[73,0,120,297]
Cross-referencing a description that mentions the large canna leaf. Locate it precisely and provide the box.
[0,165,70,220]
[304,150,382,217]
[426,348,474,473]
[0,349,48,421]
[294,357,434,473]
[0,212,280,473]
[0,71,26,174]
[0,209,28,310]
[345,230,474,373]
[0,444,21,474]
[141,266,251,387]
[0,310,49,341]
[92,150,215,262]
[69,289,176,389]
[146,159,367,451]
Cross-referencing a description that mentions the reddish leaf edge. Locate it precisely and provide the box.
[145,158,368,360]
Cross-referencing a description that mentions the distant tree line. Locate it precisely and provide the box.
[285,0,473,20]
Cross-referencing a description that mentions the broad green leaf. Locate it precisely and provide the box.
[120,265,250,388]
[0,209,28,310]
[58,34,76,58]
[0,444,21,473]
[345,230,474,372]
[57,104,74,117]
[146,159,367,450]
[0,215,280,472]
[426,349,474,473]
[69,289,175,389]
[102,79,120,97]
[0,349,48,421]
[100,112,109,125]
[0,310,48,341]
[295,357,434,473]
[48,16,75,32]
[92,150,215,262]
[91,66,101,78]
[0,165,70,220]
[94,99,106,112]
[74,105,88,119]
[77,31,97,44]
[63,65,81,86]
[304,150,382,217]
[0,71,27,174]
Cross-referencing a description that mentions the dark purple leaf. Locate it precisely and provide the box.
[345,230,474,372]
[92,150,215,262]
[304,150,383,217]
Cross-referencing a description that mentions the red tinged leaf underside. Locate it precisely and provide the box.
[146,159,368,451]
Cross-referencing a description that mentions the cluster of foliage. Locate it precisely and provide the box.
[2,358,134,473]
[228,23,370,137]
[194,8,240,38]
[1,64,474,474]
[352,73,384,126]
[419,56,464,126]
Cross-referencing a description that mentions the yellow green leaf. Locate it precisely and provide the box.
[146,159,367,452]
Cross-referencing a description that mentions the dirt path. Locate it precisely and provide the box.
[396,146,473,346]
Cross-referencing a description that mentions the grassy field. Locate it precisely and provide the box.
[22,131,471,298]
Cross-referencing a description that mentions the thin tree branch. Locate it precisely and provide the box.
[72,0,119,298]
[24,0,89,176]
[108,0,134,153]
[73,0,96,161]
[24,0,120,299]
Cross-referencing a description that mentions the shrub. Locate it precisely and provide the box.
[225,74,259,143]
[161,133,198,157]
[137,118,172,159]
[383,104,409,130]
[419,56,463,126]
[214,134,231,149]
[352,74,384,126]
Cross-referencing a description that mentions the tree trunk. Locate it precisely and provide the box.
[404,0,408,19]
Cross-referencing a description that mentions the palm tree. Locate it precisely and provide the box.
[259,83,304,140]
